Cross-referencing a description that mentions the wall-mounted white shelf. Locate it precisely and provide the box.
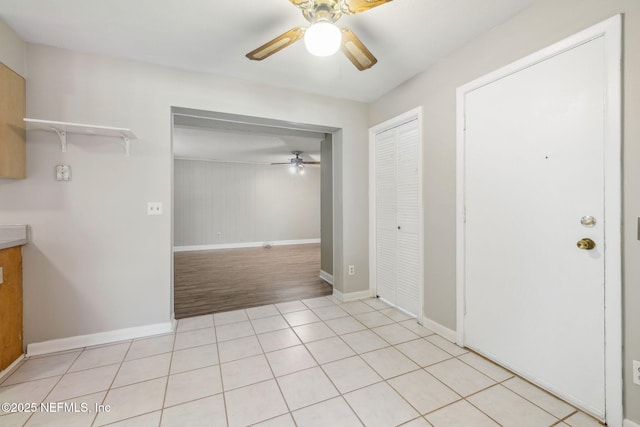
[24,118,137,156]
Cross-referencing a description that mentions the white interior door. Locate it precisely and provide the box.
[460,31,616,418]
[373,115,422,316]
[375,127,398,307]
[395,122,421,315]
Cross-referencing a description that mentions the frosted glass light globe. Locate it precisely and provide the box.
[304,22,341,57]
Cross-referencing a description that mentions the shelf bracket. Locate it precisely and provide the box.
[51,127,67,152]
[24,118,136,157]
[119,134,130,157]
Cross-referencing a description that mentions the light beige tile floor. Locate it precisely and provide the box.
[0,296,602,426]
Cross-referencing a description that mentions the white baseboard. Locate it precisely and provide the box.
[0,354,24,381]
[26,320,175,357]
[333,288,375,303]
[319,270,334,285]
[422,316,457,342]
[174,238,321,252]
[625,419,640,427]
[332,288,344,301]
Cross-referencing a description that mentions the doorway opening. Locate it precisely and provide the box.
[170,107,339,318]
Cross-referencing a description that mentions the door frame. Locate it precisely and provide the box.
[170,107,341,315]
[369,106,424,319]
[455,15,622,426]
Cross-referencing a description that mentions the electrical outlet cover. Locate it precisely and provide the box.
[147,202,163,215]
[56,165,71,181]
[634,360,640,386]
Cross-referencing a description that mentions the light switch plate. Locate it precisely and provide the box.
[0,266,3,284]
[56,165,71,181]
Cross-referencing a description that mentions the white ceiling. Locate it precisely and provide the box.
[171,108,332,163]
[173,128,323,165]
[0,0,535,103]
[173,116,325,164]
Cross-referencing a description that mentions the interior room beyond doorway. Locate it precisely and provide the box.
[171,108,337,317]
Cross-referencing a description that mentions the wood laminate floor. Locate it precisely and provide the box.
[174,243,332,318]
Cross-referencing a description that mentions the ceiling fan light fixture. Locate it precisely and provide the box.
[289,160,306,175]
[304,22,342,57]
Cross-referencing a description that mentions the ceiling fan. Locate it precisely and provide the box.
[246,0,393,71]
[271,151,320,174]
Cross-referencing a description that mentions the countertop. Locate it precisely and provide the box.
[0,225,28,250]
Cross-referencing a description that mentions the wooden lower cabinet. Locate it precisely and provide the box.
[0,246,23,371]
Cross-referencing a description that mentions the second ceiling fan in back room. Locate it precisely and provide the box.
[246,0,393,71]
[272,151,320,175]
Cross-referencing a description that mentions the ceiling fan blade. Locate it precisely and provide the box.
[246,26,306,61]
[341,0,393,15]
[302,161,321,165]
[340,27,377,71]
[271,162,292,165]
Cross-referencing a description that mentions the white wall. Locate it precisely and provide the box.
[0,19,26,78]
[174,159,320,247]
[368,0,640,422]
[0,43,369,345]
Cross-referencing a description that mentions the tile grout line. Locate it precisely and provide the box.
[352,311,462,423]
[6,300,408,426]
[264,300,320,426]
[95,338,164,426]
[297,298,370,425]
[463,396,509,426]
[151,327,179,427]
[346,302,470,423]
[457,348,584,422]
[268,297,373,425]
[21,346,86,427]
[551,409,579,426]
[209,312,231,427]
[307,299,432,425]
[0,299,467,425]
[3,297,599,427]
[109,304,483,425]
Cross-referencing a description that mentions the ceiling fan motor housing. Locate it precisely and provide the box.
[303,0,342,23]
[291,151,304,165]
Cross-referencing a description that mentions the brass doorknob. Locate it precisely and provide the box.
[577,238,596,250]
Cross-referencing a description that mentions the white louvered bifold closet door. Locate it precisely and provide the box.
[375,127,397,306]
[375,118,421,316]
